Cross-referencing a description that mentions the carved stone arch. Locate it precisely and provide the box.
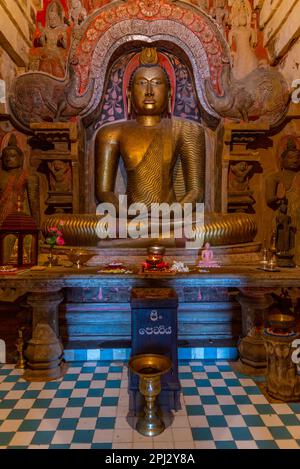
[83,38,220,131]
[83,39,219,131]
[70,0,231,120]
[77,23,222,119]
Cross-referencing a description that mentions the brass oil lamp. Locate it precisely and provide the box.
[129,354,172,437]
[267,313,296,335]
[142,245,169,272]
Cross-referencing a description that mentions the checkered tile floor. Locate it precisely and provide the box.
[0,360,300,449]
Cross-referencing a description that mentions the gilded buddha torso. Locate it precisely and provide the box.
[95,116,205,209]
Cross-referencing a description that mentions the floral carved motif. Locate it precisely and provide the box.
[71,0,228,99]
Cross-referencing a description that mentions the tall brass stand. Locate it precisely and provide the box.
[129,354,172,437]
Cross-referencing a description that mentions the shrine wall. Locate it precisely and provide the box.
[249,0,300,247]
[258,0,300,83]
[0,0,40,111]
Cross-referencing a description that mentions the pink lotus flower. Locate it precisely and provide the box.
[49,227,58,232]
[56,236,65,246]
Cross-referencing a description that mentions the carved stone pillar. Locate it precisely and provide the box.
[264,333,300,401]
[24,288,65,381]
[27,290,63,335]
[30,122,80,215]
[236,288,274,374]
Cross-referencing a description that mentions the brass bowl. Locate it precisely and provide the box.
[267,314,296,331]
[147,245,166,256]
[129,353,172,377]
[66,249,96,268]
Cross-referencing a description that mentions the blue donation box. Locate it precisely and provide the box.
[129,288,181,413]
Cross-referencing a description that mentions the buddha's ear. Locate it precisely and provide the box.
[126,89,132,117]
[167,90,172,116]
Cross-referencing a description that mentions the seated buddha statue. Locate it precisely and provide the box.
[95,47,205,214]
[43,48,256,248]
[94,47,205,247]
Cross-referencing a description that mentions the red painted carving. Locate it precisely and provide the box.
[36,0,69,26]
[73,0,224,96]
[30,0,71,78]
[82,0,112,13]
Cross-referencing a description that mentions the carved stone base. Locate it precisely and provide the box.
[231,360,266,377]
[23,361,65,382]
[236,288,274,373]
[238,334,267,370]
[23,323,64,382]
[264,333,300,402]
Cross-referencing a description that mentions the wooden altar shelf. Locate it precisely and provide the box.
[0,266,300,379]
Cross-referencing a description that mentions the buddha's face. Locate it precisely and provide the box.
[238,162,247,171]
[2,149,22,170]
[131,66,168,116]
[282,150,300,171]
[48,6,61,28]
[239,13,248,26]
[51,160,66,172]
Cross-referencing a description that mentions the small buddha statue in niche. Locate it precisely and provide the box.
[95,48,205,246]
[274,199,296,267]
[0,135,40,264]
[48,160,72,192]
[229,162,253,192]
[0,134,40,226]
[266,139,300,265]
[228,161,255,212]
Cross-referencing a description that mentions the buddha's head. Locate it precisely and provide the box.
[281,139,300,171]
[127,48,171,118]
[236,162,247,172]
[238,12,248,27]
[47,1,63,29]
[1,134,23,170]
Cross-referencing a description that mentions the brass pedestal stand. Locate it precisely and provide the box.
[129,354,172,437]
[264,314,300,401]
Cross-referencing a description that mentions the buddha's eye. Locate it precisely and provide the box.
[151,80,162,86]
[135,80,148,86]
